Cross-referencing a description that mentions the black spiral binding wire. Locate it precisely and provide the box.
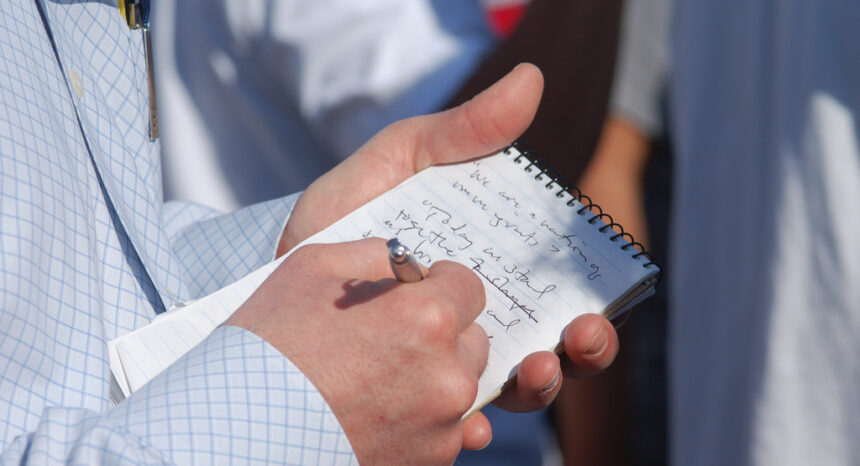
[502,142,662,277]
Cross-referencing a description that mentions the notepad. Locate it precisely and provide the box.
[108,145,661,414]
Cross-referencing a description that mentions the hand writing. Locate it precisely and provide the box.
[267,62,621,456]
[224,238,493,464]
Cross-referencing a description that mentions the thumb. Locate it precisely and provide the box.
[386,62,545,172]
[325,62,544,215]
[280,64,543,253]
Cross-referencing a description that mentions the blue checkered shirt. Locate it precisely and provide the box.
[0,0,356,463]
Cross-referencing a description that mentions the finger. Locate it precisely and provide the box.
[461,411,493,451]
[287,238,410,281]
[407,62,544,170]
[424,260,486,330]
[561,313,619,378]
[358,62,543,179]
[492,351,562,412]
[459,322,490,377]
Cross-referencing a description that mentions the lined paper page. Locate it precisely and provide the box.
[292,147,657,412]
[109,147,658,410]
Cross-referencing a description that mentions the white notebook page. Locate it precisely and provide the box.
[109,147,659,413]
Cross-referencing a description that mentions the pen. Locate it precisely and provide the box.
[118,0,159,140]
[387,238,424,282]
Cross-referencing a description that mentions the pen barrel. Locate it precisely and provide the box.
[390,256,424,283]
[142,28,159,140]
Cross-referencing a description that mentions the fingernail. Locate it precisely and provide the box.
[584,328,608,356]
[539,370,561,398]
[477,435,493,451]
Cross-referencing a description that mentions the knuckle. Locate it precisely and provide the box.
[435,430,464,465]
[436,371,478,415]
[469,321,489,341]
[456,265,486,309]
[412,302,458,342]
[417,426,462,466]
[460,264,485,294]
[433,261,486,310]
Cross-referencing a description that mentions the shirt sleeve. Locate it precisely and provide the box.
[1,326,357,465]
[609,0,672,137]
[162,193,301,298]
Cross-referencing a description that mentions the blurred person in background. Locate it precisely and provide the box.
[575,0,672,464]
[154,0,520,210]
[579,1,860,465]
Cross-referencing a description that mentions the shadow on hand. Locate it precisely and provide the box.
[335,278,399,309]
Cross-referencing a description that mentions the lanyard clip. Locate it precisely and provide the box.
[118,0,158,140]
[119,0,147,29]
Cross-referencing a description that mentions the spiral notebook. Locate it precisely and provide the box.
[108,144,661,414]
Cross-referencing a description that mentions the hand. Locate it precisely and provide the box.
[491,313,620,412]
[278,63,545,255]
[224,238,492,464]
[265,62,620,455]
